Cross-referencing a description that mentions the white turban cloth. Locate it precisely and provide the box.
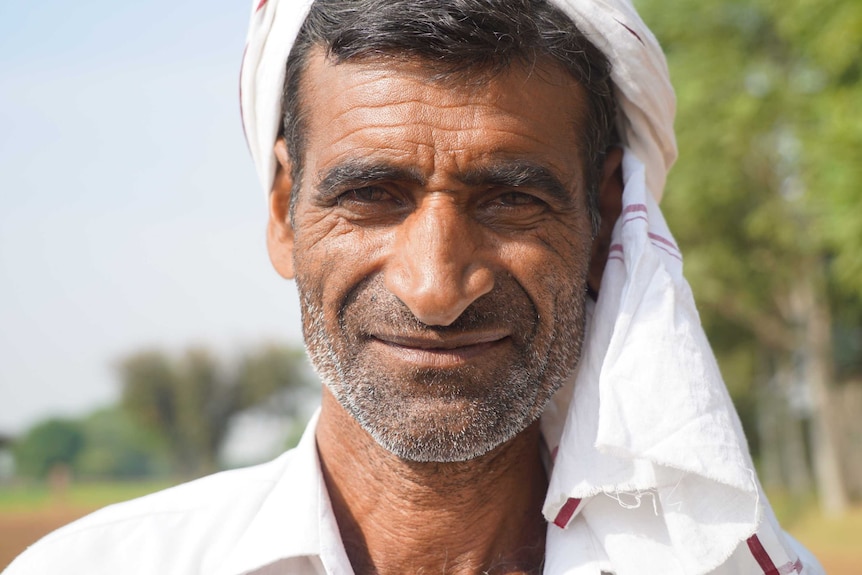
[241,1,819,574]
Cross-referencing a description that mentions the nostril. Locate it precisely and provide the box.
[464,266,495,300]
[384,262,495,327]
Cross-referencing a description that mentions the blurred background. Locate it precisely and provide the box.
[0,0,860,571]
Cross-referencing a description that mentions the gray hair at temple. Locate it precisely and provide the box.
[279,0,618,233]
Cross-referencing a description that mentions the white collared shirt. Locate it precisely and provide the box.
[4,411,820,575]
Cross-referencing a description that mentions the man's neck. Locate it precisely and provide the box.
[315,390,549,575]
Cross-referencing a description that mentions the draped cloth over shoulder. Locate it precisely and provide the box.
[240,1,819,573]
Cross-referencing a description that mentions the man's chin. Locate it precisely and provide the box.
[367,425,516,463]
[342,394,537,463]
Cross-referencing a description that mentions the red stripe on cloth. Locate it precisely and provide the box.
[647,232,679,253]
[623,214,648,226]
[651,241,683,262]
[553,498,581,528]
[774,559,804,574]
[746,535,779,575]
[614,19,644,46]
[609,244,624,254]
[256,0,268,11]
[622,204,647,215]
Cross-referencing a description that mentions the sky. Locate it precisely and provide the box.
[0,0,305,435]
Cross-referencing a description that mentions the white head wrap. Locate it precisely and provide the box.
[240,2,817,574]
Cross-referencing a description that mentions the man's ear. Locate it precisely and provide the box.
[267,138,296,280]
[587,146,624,295]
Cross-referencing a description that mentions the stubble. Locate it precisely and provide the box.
[297,271,587,462]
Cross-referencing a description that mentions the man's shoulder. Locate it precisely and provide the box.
[4,447,305,575]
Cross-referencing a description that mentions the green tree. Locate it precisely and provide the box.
[13,418,85,479]
[75,407,171,480]
[118,344,315,477]
[637,0,862,514]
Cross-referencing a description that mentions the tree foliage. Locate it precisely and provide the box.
[638,0,861,329]
[118,344,315,477]
[74,407,171,480]
[13,418,85,479]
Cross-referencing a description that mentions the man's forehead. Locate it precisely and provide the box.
[294,47,585,189]
[296,47,592,173]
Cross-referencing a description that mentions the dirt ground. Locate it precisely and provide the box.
[0,507,93,569]
[816,553,862,574]
[1,508,859,572]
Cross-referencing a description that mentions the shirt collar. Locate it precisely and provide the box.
[215,410,327,575]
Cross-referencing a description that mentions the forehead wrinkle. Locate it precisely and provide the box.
[321,77,584,152]
[319,139,435,178]
[333,88,562,128]
[326,121,569,158]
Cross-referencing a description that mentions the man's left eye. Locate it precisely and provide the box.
[492,192,544,207]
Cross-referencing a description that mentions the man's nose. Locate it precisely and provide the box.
[384,198,495,326]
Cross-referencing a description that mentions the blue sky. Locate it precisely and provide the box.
[0,0,304,434]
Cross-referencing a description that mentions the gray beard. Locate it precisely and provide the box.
[297,273,587,462]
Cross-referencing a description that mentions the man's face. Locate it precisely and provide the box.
[274,51,598,462]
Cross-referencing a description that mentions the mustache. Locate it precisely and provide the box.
[340,275,539,338]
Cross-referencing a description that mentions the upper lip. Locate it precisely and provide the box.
[372,331,509,350]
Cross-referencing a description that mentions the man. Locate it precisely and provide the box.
[6,0,822,574]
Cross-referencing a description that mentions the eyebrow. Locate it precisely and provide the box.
[458,161,575,206]
[315,158,576,205]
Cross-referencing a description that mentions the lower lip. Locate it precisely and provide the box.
[370,338,508,368]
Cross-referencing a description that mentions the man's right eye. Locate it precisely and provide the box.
[337,187,389,205]
[332,187,409,222]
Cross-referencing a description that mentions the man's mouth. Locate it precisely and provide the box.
[369,331,510,368]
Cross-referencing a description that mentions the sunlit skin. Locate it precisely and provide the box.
[267,49,623,575]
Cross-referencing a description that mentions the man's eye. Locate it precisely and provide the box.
[333,186,407,221]
[338,187,389,205]
[493,192,544,207]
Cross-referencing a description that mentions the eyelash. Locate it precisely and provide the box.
[331,187,549,217]
[492,191,545,207]
[337,187,394,205]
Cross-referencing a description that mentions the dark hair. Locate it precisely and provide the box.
[281,0,617,232]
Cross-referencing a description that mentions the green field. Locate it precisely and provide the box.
[0,480,172,512]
